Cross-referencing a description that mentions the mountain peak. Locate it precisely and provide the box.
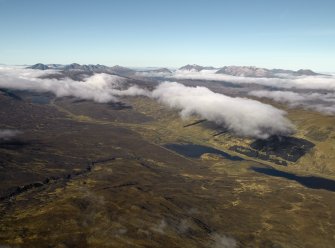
[296,69,318,76]
[27,63,49,70]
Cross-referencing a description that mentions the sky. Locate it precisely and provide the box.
[0,0,334,71]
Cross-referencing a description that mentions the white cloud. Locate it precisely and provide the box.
[172,69,335,91]
[249,90,335,115]
[151,82,294,139]
[0,66,150,103]
[0,67,296,139]
[171,69,335,116]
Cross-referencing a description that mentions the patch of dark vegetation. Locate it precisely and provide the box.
[0,155,138,202]
[91,157,117,164]
[29,95,51,105]
[55,96,152,123]
[212,130,228,137]
[113,181,138,188]
[165,143,243,161]
[192,217,213,233]
[172,79,244,88]
[183,119,207,128]
[229,146,287,166]
[252,167,335,192]
[0,89,22,101]
[219,81,245,88]
[0,167,91,202]
[138,162,158,173]
[72,99,88,103]
[101,181,138,190]
[39,73,66,80]
[250,136,315,162]
[1,89,55,104]
[39,70,94,81]
[0,181,49,201]
[0,140,31,150]
[108,101,133,110]
[20,91,54,104]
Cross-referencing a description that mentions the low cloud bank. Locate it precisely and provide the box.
[173,69,335,91]
[152,82,293,139]
[250,90,335,115]
[171,69,335,115]
[0,129,20,140]
[0,66,149,103]
[0,66,295,139]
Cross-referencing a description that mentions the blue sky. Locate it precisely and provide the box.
[0,0,334,71]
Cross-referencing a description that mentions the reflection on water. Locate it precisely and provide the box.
[252,167,335,192]
[164,144,243,161]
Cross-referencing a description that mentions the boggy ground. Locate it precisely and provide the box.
[0,91,335,248]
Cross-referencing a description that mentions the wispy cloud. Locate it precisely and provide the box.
[0,66,150,103]
[172,69,335,91]
[249,90,335,115]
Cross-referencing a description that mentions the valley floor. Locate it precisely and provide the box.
[0,93,335,248]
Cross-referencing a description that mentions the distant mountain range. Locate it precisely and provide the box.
[145,68,172,74]
[28,63,50,70]
[216,66,322,77]
[27,63,325,78]
[27,63,172,77]
[27,63,135,76]
[178,64,324,77]
[179,64,216,72]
